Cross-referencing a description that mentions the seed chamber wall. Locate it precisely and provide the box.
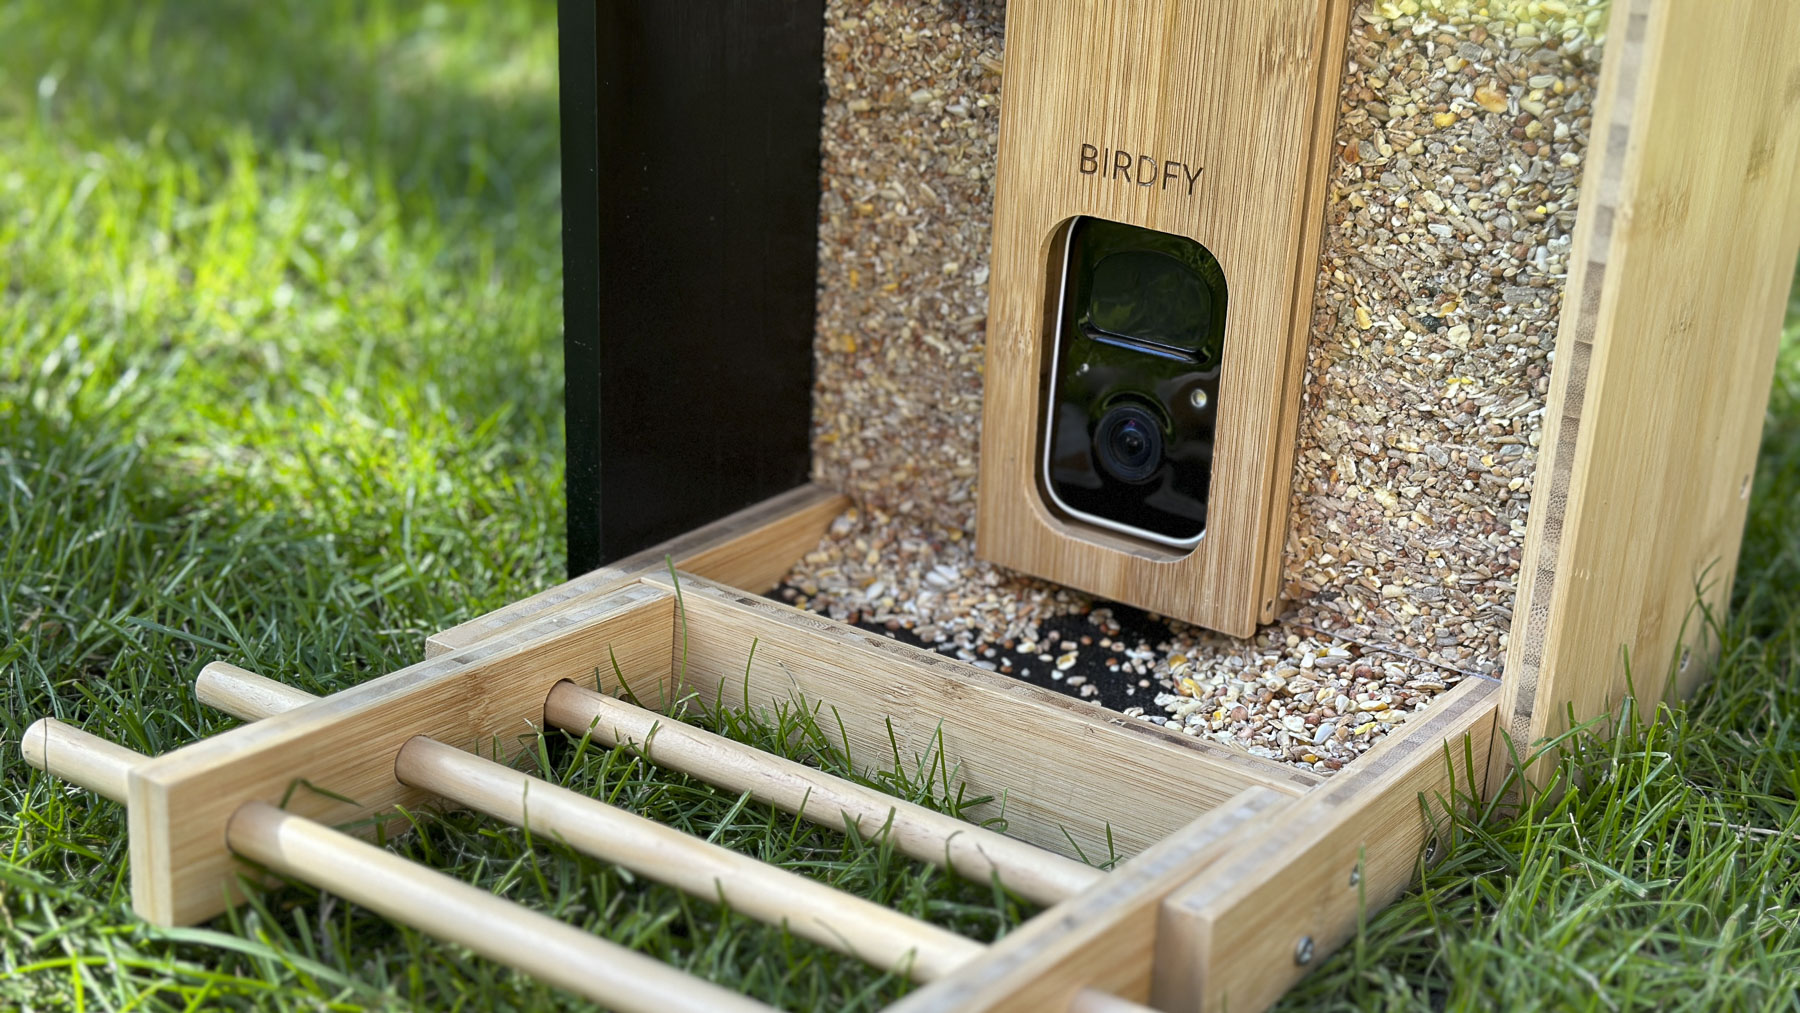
[788,0,1610,773]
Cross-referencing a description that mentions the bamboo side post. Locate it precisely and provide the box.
[544,681,1106,906]
[18,720,772,1013]
[395,735,984,981]
[197,665,983,981]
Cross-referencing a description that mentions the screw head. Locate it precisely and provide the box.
[1423,838,1440,864]
[1189,387,1209,410]
[1294,936,1315,965]
[1348,867,1362,887]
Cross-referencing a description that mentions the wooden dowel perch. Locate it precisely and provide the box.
[1066,988,1160,1013]
[196,663,983,981]
[544,681,1106,906]
[25,666,1149,1012]
[195,663,1104,906]
[196,661,318,716]
[195,665,1146,1007]
[227,802,773,1013]
[20,718,139,804]
[194,661,324,721]
[396,735,984,981]
[19,722,773,1013]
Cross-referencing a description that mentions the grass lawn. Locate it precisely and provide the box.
[2,1,1797,1010]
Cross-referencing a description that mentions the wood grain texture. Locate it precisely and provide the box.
[426,482,846,658]
[127,584,674,926]
[888,787,1289,1013]
[227,802,773,1013]
[642,572,1320,867]
[975,0,1347,636]
[1496,0,1800,787]
[1153,677,1500,1013]
[1257,0,1354,626]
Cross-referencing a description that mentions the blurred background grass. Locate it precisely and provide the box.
[1,1,1797,1010]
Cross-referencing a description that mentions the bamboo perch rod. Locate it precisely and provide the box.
[196,661,318,715]
[543,681,1107,907]
[227,802,774,1013]
[24,676,1156,1011]
[20,718,137,803]
[196,664,983,981]
[192,665,1147,1010]
[1068,991,1160,1013]
[395,735,984,981]
[196,664,1104,906]
[18,720,774,1013]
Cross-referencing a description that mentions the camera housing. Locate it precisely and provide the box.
[1040,216,1230,549]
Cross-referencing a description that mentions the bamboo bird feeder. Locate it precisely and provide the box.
[24,0,1800,1009]
[25,560,1500,1012]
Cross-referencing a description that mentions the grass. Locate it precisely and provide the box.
[0,0,1796,1009]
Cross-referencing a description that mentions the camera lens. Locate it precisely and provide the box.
[1094,403,1163,484]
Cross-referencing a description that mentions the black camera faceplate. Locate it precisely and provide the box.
[1040,217,1228,547]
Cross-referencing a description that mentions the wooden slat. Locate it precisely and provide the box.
[643,572,1320,868]
[974,0,1348,636]
[1153,677,1500,1013]
[1496,0,1800,788]
[888,787,1290,1012]
[426,482,846,658]
[127,583,675,926]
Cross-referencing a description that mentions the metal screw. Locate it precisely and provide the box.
[1189,388,1209,410]
[1294,936,1315,965]
[1423,838,1439,864]
[1348,867,1361,887]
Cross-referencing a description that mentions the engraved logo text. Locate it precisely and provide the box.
[1078,142,1203,195]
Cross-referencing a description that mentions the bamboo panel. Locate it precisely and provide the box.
[1154,677,1501,1012]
